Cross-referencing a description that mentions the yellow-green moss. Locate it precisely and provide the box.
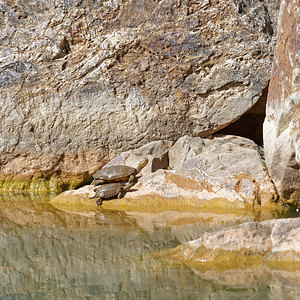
[153,244,268,271]
[102,195,245,212]
[265,260,300,271]
[0,176,88,193]
[0,171,91,193]
[102,195,284,218]
[49,190,287,222]
[265,250,300,270]
[0,179,79,193]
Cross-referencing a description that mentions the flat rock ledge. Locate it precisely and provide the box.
[155,217,300,270]
[51,135,279,211]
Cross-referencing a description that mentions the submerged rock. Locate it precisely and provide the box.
[157,217,300,269]
[263,0,300,205]
[52,135,278,210]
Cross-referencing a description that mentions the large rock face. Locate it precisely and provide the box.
[263,0,300,204]
[0,0,280,189]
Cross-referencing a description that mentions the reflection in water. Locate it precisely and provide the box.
[0,194,300,299]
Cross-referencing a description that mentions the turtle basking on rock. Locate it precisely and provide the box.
[92,158,148,186]
[91,177,135,205]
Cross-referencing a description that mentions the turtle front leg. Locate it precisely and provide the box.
[92,179,105,186]
[128,175,135,184]
[96,197,103,205]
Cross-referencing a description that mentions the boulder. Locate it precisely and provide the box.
[0,0,280,189]
[52,136,278,209]
[124,136,277,208]
[263,0,300,204]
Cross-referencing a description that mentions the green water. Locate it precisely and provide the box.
[0,193,300,299]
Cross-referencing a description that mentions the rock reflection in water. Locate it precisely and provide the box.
[0,194,299,299]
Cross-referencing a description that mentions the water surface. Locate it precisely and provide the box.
[0,193,300,299]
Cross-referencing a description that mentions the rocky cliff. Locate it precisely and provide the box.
[263,0,300,205]
[0,0,280,191]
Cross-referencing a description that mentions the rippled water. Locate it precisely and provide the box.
[1,193,300,299]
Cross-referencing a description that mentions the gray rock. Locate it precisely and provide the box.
[105,140,173,175]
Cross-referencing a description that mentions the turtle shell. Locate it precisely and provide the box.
[97,183,122,198]
[93,165,136,182]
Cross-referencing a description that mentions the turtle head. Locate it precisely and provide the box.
[136,158,149,173]
[89,187,99,199]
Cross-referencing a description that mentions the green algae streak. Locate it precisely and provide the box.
[0,179,80,193]
[51,190,282,219]
[0,173,91,193]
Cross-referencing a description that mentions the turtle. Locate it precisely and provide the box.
[92,158,148,186]
[90,178,135,205]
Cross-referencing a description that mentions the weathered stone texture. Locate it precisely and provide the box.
[263,0,300,204]
[0,0,280,187]
[124,135,278,207]
[52,136,278,209]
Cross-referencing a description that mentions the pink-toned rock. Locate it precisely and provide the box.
[161,217,300,267]
[125,136,277,207]
[263,0,300,204]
